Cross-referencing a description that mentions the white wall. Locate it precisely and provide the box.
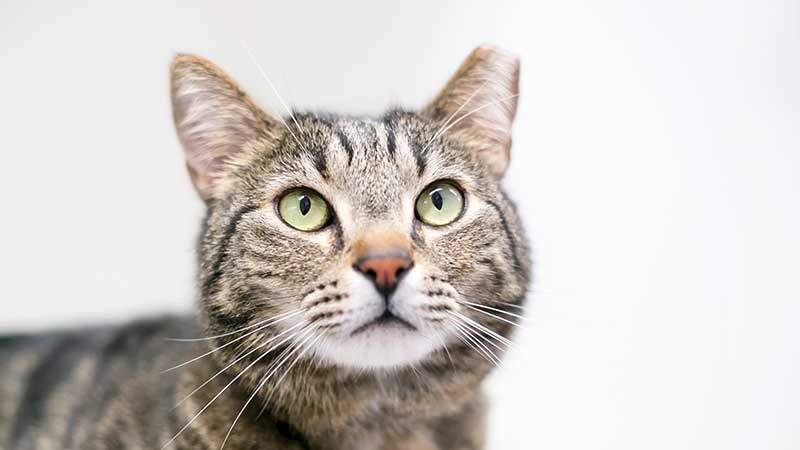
[1,1,798,449]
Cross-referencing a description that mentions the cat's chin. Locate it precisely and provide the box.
[312,324,441,369]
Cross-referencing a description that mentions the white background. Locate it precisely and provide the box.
[1,1,798,449]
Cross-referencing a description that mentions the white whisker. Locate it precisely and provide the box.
[424,78,490,150]
[450,318,503,366]
[449,318,501,364]
[166,309,299,342]
[448,319,500,367]
[409,361,424,382]
[494,301,527,311]
[433,331,455,369]
[218,330,321,450]
[448,329,479,361]
[257,331,323,418]
[449,311,515,348]
[259,334,324,406]
[428,93,520,146]
[159,325,311,450]
[254,332,326,419]
[459,300,527,321]
[241,40,308,149]
[249,338,300,416]
[161,310,302,373]
[460,303,524,330]
[451,316,509,354]
[171,321,306,409]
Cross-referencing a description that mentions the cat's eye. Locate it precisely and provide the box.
[278,188,331,231]
[415,181,464,226]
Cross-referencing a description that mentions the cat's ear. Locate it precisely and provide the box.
[422,46,520,178]
[170,54,278,200]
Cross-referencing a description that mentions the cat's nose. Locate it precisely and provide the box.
[353,248,413,299]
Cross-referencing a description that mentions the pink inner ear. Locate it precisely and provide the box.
[170,55,278,200]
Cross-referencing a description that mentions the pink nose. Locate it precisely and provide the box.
[353,249,413,298]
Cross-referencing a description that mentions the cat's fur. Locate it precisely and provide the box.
[0,46,529,450]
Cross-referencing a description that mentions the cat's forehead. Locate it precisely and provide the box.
[261,112,471,220]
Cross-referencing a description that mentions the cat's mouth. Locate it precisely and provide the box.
[351,310,416,336]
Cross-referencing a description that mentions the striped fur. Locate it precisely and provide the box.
[0,46,530,450]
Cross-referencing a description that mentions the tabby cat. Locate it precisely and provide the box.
[0,45,530,450]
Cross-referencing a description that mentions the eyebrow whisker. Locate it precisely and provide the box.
[241,40,310,152]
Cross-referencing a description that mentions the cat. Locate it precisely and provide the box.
[0,45,530,450]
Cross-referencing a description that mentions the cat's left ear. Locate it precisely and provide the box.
[422,46,520,178]
[170,54,279,200]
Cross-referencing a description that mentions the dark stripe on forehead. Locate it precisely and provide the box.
[313,147,328,179]
[412,140,427,176]
[382,109,427,174]
[335,129,354,165]
[382,117,397,156]
[203,204,258,296]
[363,122,379,151]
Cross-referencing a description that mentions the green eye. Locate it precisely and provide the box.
[415,181,464,226]
[278,188,331,231]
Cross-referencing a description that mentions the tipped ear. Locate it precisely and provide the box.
[422,46,520,178]
[170,55,277,200]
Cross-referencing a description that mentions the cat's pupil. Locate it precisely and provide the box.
[299,196,311,215]
[431,190,444,210]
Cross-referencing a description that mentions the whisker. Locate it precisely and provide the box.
[256,331,324,419]
[459,300,527,321]
[423,78,490,150]
[432,331,455,369]
[171,321,306,410]
[448,318,499,364]
[161,310,302,373]
[460,304,525,330]
[448,319,500,367]
[250,339,300,415]
[408,362,424,382]
[241,40,308,149]
[454,319,509,354]
[160,324,312,450]
[494,301,527,311]
[448,311,515,348]
[227,337,261,362]
[415,327,456,368]
[427,93,520,147]
[166,309,299,342]
[218,330,322,450]
[448,329,479,361]
[254,332,326,419]
[450,318,503,367]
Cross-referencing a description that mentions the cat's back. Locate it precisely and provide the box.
[0,316,196,450]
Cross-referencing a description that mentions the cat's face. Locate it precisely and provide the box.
[171,47,529,370]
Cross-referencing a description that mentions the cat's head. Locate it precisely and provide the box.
[170,46,529,370]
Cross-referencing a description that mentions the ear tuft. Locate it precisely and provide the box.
[170,54,275,200]
[423,46,520,178]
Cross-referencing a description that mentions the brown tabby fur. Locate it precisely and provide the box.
[0,46,529,450]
